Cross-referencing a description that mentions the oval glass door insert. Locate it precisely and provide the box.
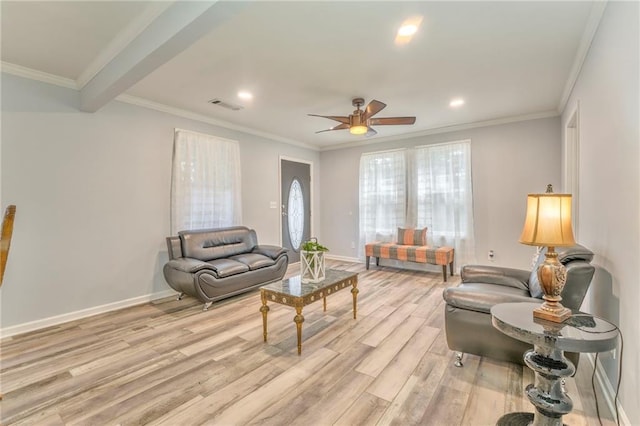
[287,179,304,251]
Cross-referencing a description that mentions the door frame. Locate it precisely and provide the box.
[563,101,580,241]
[279,156,314,257]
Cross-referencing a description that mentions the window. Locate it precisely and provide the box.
[359,150,406,246]
[413,141,475,264]
[171,129,242,234]
[287,178,304,250]
[359,141,475,265]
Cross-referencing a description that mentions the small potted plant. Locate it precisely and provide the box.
[300,238,329,283]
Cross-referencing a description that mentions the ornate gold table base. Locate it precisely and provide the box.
[260,270,359,355]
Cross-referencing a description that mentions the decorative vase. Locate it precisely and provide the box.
[300,250,325,283]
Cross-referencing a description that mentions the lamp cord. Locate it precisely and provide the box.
[572,313,623,426]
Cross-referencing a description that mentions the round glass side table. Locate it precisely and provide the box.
[491,302,618,426]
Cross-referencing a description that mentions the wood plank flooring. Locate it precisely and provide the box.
[0,260,615,425]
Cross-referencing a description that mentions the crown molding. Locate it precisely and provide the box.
[116,94,319,151]
[3,61,559,154]
[319,110,559,152]
[1,61,318,151]
[1,62,77,89]
[557,1,608,114]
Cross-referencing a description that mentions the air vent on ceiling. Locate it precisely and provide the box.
[208,98,244,111]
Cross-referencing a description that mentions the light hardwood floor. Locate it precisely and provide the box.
[1,260,615,425]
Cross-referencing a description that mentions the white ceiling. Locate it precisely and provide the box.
[1,1,600,150]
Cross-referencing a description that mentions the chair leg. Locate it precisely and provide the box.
[454,352,464,367]
[203,301,213,311]
[177,292,184,301]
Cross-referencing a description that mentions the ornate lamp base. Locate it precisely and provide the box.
[533,303,571,323]
[534,247,571,323]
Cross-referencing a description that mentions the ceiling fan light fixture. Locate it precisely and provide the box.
[349,125,368,135]
[309,98,415,136]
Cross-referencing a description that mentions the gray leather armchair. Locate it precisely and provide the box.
[442,245,595,366]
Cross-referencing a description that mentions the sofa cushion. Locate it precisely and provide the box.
[558,244,594,263]
[179,227,257,261]
[229,253,276,270]
[397,227,427,245]
[252,245,287,260]
[460,265,530,290]
[443,283,534,314]
[207,258,250,278]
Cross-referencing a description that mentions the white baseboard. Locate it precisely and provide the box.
[584,353,630,425]
[325,254,361,263]
[1,289,177,339]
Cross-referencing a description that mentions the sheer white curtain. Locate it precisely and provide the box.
[171,129,242,234]
[412,141,476,266]
[359,149,406,255]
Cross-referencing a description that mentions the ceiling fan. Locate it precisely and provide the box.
[309,98,416,136]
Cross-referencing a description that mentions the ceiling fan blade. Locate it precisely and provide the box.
[308,114,350,124]
[362,100,387,120]
[315,123,350,133]
[369,116,416,126]
[365,127,378,137]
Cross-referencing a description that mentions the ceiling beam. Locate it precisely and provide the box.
[79,1,244,113]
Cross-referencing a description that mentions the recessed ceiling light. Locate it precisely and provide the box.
[398,24,418,37]
[395,15,423,46]
[450,98,465,108]
[237,91,253,100]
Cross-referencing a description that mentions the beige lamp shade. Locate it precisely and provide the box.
[519,193,576,247]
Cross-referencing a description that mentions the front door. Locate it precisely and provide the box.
[280,159,311,263]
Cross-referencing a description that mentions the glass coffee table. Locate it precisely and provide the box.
[260,269,359,355]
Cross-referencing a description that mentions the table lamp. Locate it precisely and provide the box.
[519,184,576,322]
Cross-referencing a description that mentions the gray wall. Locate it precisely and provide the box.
[561,2,639,424]
[0,73,320,330]
[319,117,562,270]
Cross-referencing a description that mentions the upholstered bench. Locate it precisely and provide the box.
[364,228,455,281]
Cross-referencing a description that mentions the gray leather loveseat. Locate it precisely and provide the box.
[163,226,288,311]
[442,245,595,367]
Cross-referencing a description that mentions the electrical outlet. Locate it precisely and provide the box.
[488,250,495,261]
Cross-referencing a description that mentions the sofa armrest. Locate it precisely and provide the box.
[460,265,530,291]
[252,245,287,260]
[166,236,182,260]
[443,284,540,313]
[166,258,216,274]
